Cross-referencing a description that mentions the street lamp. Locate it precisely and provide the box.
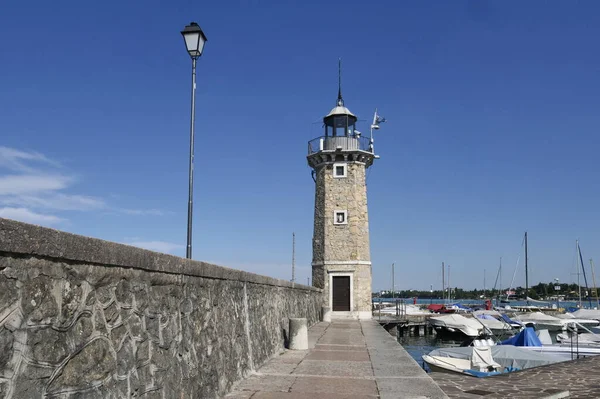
[181,22,208,259]
[430,284,433,305]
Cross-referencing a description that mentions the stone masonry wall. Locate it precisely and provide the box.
[311,160,372,314]
[0,218,322,399]
[312,162,371,263]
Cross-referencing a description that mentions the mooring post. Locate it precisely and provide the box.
[289,318,308,350]
[322,306,331,322]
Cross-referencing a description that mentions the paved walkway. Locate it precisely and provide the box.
[225,320,448,399]
[431,355,600,399]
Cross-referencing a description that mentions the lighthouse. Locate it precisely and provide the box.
[307,71,377,320]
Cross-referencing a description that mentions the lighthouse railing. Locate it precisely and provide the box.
[308,136,372,155]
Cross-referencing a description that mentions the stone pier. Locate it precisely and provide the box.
[225,320,448,398]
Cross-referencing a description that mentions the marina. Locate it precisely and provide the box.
[378,297,600,397]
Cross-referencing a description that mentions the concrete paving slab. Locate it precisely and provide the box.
[376,376,449,399]
[225,320,448,399]
[258,361,298,375]
[314,344,367,352]
[251,393,377,399]
[291,376,378,396]
[233,375,296,393]
[292,359,374,377]
[318,336,366,345]
[305,350,370,362]
[372,363,429,378]
[224,390,257,398]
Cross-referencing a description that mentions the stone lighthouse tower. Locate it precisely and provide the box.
[307,76,376,320]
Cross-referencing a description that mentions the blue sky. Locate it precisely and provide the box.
[1,1,600,291]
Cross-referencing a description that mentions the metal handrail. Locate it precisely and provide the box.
[308,136,373,155]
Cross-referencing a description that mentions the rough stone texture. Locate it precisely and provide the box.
[310,157,374,316]
[431,354,599,398]
[313,162,371,263]
[0,218,322,399]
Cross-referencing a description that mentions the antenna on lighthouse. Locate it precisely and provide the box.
[369,109,387,154]
[337,58,344,106]
[291,232,296,284]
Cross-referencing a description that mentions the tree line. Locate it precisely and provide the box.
[375,282,598,301]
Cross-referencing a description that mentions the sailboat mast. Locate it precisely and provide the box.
[442,262,445,303]
[499,257,502,302]
[448,264,451,302]
[525,231,529,305]
[391,263,395,300]
[484,268,486,298]
[291,232,296,283]
[590,258,599,308]
[575,240,581,308]
[578,242,592,308]
[577,240,582,308]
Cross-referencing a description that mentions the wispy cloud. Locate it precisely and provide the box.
[119,208,166,216]
[0,174,71,195]
[0,146,61,173]
[0,146,168,226]
[0,207,63,225]
[125,241,185,254]
[0,193,106,211]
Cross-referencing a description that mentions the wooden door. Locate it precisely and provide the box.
[332,276,351,311]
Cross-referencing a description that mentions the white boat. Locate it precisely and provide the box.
[424,345,563,377]
[428,314,484,338]
[472,310,516,336]
[375,303,431,316]
[512,312,564,332]
[570,308,600,321]
[556,332,600,345]
[503,326,600,360]
[521,344,600,360]
[555,312,600,331]
[423,346,503,377]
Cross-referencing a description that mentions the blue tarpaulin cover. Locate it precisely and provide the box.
[500,327,542,347]
[500,313,522,326]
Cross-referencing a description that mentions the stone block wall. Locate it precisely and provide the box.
[311,161,373,316]
[0,218,322,398]
[312,162,371,263]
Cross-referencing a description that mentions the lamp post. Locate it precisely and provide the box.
[430,284,433,305]
[181,22,207,259]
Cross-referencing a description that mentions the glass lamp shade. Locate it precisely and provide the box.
[181,22,207,58]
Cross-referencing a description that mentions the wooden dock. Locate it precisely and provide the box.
[375,314,437,336]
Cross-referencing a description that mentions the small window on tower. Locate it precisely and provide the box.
[334,210,347,225]
[333,163,347,178]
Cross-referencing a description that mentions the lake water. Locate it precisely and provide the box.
[397,333,461,371]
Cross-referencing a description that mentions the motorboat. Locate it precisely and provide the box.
[428,314,484,339]
[503,326,600,360]
[511,312,564,332]
[570,308,600,321]
[374,303,431,316]
[472,310,517,337]
[556,332,600,345]
[555,312,600,331]
[423,344,562,377]
[444,303,472,313]
[423,346,504,377]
